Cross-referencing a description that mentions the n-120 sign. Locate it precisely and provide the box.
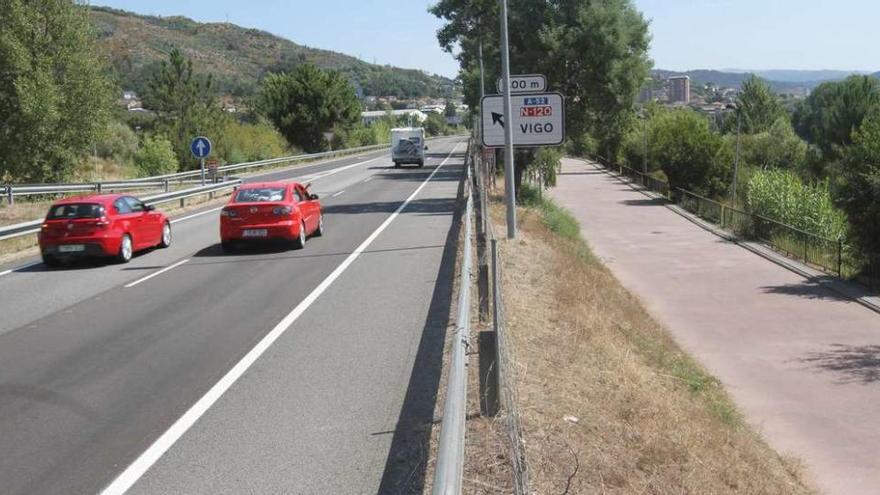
[496,74,547,94]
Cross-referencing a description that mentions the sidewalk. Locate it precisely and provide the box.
[550,158,880,495]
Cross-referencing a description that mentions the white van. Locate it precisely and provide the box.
[391,127,427,167]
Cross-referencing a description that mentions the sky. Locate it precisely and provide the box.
[91,1,880,77]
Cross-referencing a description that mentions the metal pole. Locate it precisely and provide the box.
[732,111,741,207]
[479,41,486,99]
[499,0,517,239]
[643,116,648,174]
[200,158,206,186]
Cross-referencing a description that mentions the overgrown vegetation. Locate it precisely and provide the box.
[747,169,847,240]
[487,198,814,494]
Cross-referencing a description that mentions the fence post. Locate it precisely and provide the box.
[837,237,843,278]
[480,236,501,417]
[803,232,809,264]
[720,204,726,229]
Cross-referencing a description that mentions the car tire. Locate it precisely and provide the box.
[116,234,133,264]
[221,241,236,253]
[292,222,307,250]
[159,221,172,248]
[314,214,325,237]
[42,254,60,268]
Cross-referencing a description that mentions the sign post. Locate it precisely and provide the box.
[499,0,517,239]
[190,136,213,186]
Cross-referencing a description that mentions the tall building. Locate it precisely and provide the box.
[669,76,691,104]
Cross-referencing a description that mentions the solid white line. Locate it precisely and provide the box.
[170,207,224,224]
[0,260,41,278]
[99,143,461,494]
[123,259,190,289]
[331,190,346,198]
[363,176,373,183]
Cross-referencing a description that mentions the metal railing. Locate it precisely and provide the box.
[432,140,474,495]
[1,143,391,204]
[0,180,241,242]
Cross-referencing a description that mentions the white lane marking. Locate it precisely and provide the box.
[170,207,224,225]
[99,143,461,495]
[331,190,346,198]
[123,259,190,289]
[363,176,373,183]
[0,260,41,278]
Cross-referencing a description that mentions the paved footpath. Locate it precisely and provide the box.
[550,158,880,495]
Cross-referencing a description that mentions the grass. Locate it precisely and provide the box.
[487,191,815,494]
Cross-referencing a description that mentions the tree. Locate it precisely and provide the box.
[0,0,114,182]
[738,117,807,171]
[424,112,449,136]
[134,134,179,176]
[650,109,733,197]
[835,111,880,259]
[793,75,880,159]
[735,75,785,134]
[257,65,361,153]
[444,100,457,117]
[144,48,223,167]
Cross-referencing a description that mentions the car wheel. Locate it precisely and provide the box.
[42,254,60,268]
[159,222,172,248]
[314,214,325,237]
[116,234,133,263]
[221,241,236,253]
[292,222,307,250]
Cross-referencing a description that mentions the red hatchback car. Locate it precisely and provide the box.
[220,181,323,251]
[39,194,172,266]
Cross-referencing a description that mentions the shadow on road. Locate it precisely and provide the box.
[798,344,880,384]
[376,171,464,494]
[620,198,667,207]
[760,279,859,302]
[322,197,457,217]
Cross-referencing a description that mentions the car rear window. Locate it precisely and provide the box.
[47,203,105,220]
[235,188,285,202]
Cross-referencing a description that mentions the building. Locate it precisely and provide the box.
[668,76,691,104]
[638,86,654,103]
[361,109,428,126]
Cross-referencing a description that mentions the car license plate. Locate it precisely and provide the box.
[58,244,85,253]
[242,229,268,238]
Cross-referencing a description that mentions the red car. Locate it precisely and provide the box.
[220,181,323,251]
[38,194,172,266]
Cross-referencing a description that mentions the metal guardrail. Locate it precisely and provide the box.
[1,143,391,203]
[432,141,474,495]
[0,180,241,242]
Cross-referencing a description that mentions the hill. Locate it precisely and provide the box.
[89,6,455,99]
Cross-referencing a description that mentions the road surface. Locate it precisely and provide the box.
[0,137,466,494]
[550,158,880,495]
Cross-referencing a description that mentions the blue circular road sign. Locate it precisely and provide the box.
[191,136,213,159]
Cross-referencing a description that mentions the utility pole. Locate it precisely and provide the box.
[499,0,517,239]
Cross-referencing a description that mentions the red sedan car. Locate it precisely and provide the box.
[39,194,172,266]
[220,181,323,251]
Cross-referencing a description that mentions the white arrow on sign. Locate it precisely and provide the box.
[481,92,565,148]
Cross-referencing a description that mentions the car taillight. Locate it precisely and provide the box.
[41,223,49,231]
[273,206,292,215]
[221,208,238,217]
[96,217,110,228]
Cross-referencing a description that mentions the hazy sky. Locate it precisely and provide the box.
[90,1,879,77]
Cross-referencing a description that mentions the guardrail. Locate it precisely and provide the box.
[1,143,391,204]
[432,140,474,495]
[0,180,241,242]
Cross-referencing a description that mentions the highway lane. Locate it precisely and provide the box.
[0,143,445,336]
[0,138,465,494]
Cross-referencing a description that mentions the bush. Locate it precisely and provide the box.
[737,117,807,171]
[134,134,179,176]
[216,120,290,163]
[96,121,139,164]
[746,169,847,239]
[423,112,449,136]
[651,109,733,197]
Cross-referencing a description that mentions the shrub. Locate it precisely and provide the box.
[651,109,733,197]
[746,168,847,240]
[96,121,139,163]
[216,120,290,163]
[737,117,807,171]
[134,134,179,176]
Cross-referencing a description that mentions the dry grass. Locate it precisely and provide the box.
[489,198,816,494]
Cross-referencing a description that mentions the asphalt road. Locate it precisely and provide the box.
[551,158,880,495]
[0,137,466,494]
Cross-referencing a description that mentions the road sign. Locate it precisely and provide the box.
[481,92,565,148]
[190,136,212,159]
[496,74,547,94]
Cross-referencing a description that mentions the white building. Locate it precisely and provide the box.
[361,109,428,126]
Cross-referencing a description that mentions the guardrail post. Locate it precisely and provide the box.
[479,330,500,417]
[180,198,185,208]
[96,183,102,194]
[163,180,170,193]
[5,185,12,205]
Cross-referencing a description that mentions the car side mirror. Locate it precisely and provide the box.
[145,204,156,212]
[309,193,320,200]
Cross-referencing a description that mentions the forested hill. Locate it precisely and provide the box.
[89,6,455,99]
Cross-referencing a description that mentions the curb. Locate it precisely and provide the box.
[574,158,880,316]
